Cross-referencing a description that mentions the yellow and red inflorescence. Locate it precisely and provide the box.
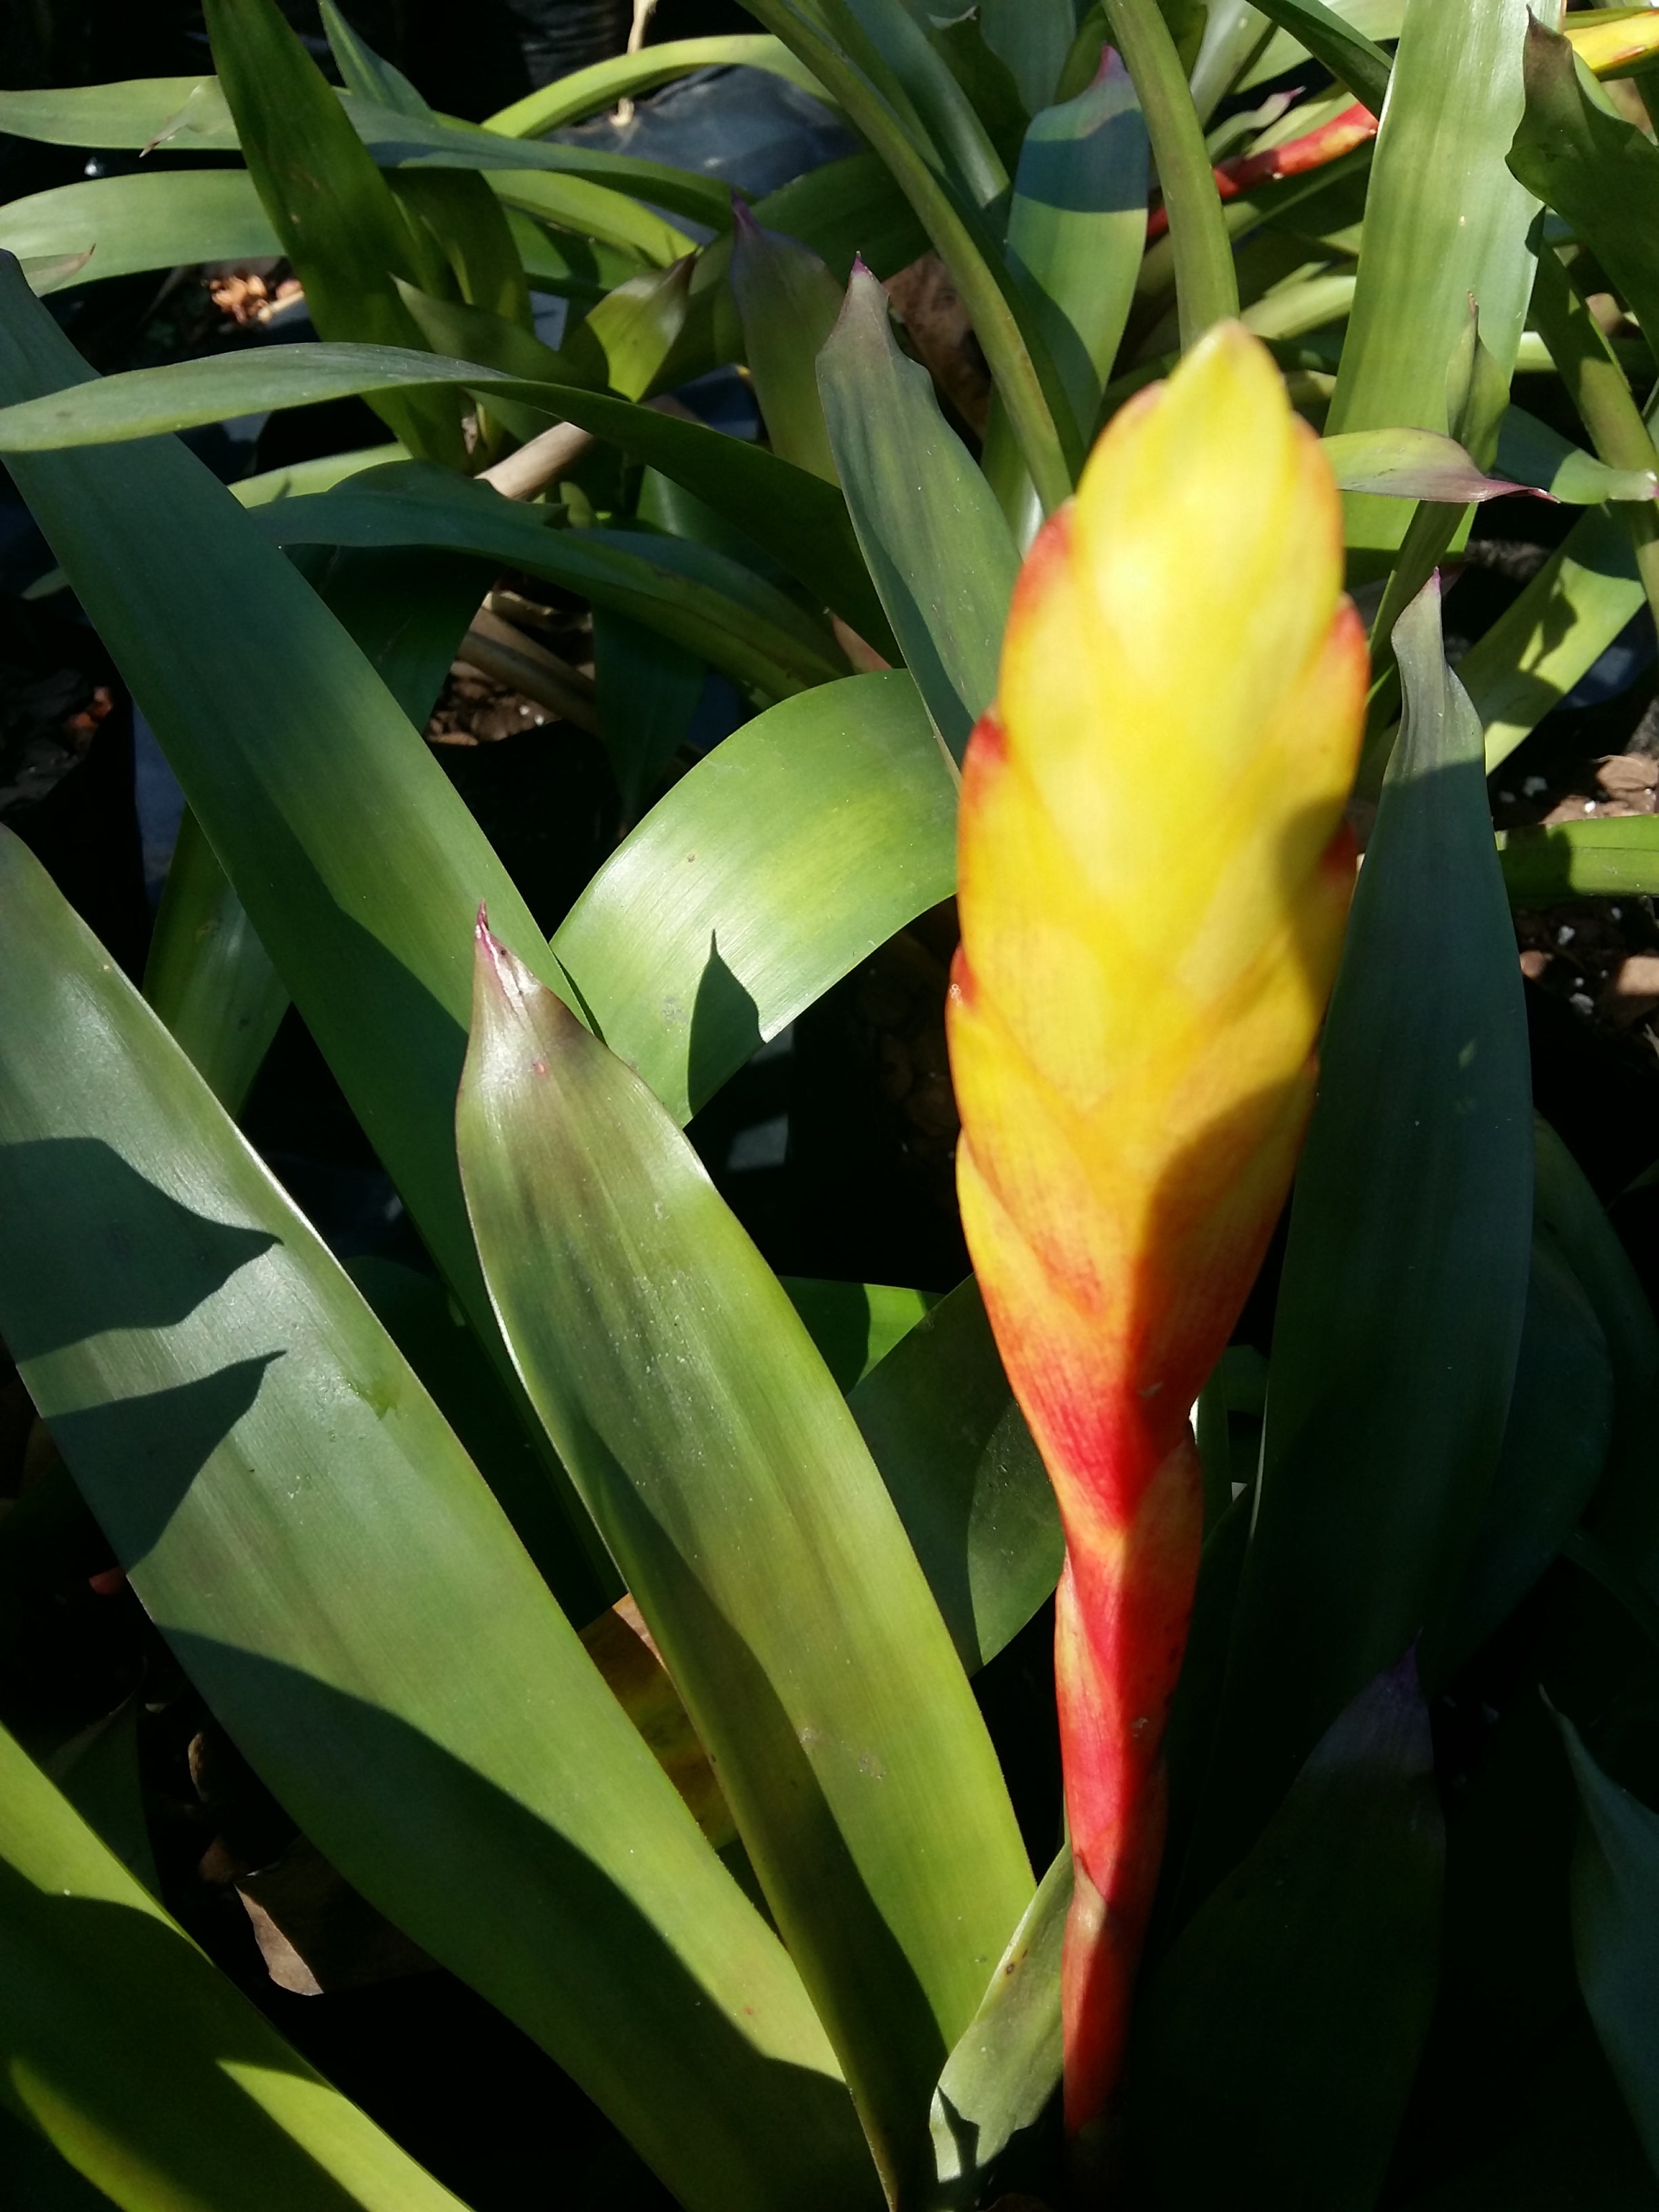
[947,321,1368,2132]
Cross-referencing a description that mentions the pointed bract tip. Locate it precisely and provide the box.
[850,252,873,279]
[1097,45,1124,86]
[731,192,759,236]
[474,904,515,988]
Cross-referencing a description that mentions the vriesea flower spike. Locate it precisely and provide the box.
[947,321,1368,2135]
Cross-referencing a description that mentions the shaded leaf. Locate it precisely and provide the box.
[0,1718,472,2212]
[552,670,955,1124]
[1559,1713,1659,2180]
[1428,1234,1614,1683]
[1185,577,1533,1898]
[1134,1658,1443,2212]
[202,0,465,466]
[591,607,706,821]
[0,829,868,2212]
[848,1277,1062,1675]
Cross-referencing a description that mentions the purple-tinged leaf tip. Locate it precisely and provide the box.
[850,253,872,279]
[732,193,760,237]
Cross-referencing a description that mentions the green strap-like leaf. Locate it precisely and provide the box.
[0,337,894,657]
[1460,503,1645,771]
[202,0,465,467]
[928,1842,1070,2208]
[742,0,1076,510]
[847,1277,1061,1675]
[781,1278,939,1392]
[1498,816,1659,903]
[1184,576,1534,1904]
[981,48,1149,541]
[1237,0,1393,111]
[1559,1714,1659,2181]
[490,169,697,268]
[820,0,1010,211]
[254,465,845,699]
[591,607,706,823]
[0,258,615,1610]
[1102,0,1240,348]
[731,207,845,483]
[819,268,1019,760]
[1326,0,1545,564]
[143,535,493,1115]
[458,928,1033,2198]
[1509,22,1659,344]
[1427,1235,1614,1683]
[0,1718,472,2212]
[1137,1658,1443,2210]
[552,670,956,1124]
[1497,405,1659,505]
[0,829,869,2212]
[751,148,930,282]
[143,809,287,1118]
[1008,49,1149,438]
[0,171,279,293]
[483,34,831,137]
[0,75,235,148]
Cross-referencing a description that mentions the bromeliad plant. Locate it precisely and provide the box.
[4,1,1659,2207]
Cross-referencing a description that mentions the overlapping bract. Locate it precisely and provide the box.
[947,322,1368,2131]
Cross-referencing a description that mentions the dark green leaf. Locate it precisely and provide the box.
[1007,50,1149,438]
[751,150,929,283]
[1135,1658,1443,2212]
[0,338,893,653]
[780,1277,937,1393]
[0,172,277,293]
[1427,1235,1613,1683]
[1559,1713,1659,2179]
[590,607,706,821]
[320,0,428,115]
[202,0,465,466]
[255,463,846,699]
[742,0,1076,509]
[0,260,611,1610]
[847,1277,1061,1675]
[979,0,1076,115]
[142,810,286,1118]
[1185,577,1533,1899]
